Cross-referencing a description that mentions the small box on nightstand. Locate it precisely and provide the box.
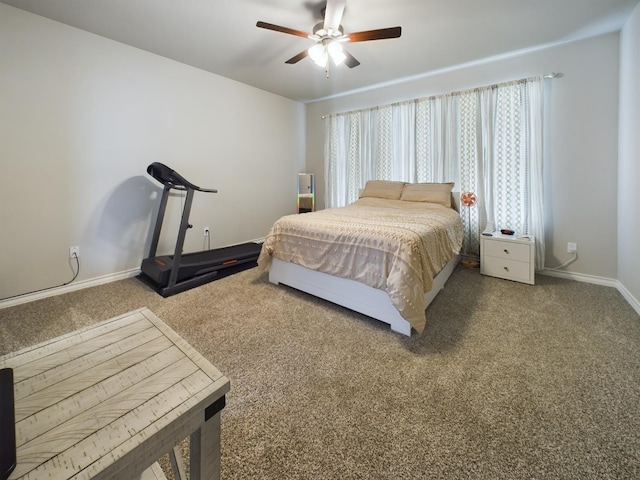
[480,232,535,285]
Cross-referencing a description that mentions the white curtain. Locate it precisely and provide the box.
[527,79,546,270]
[470,78,545,268]
[325,76,545,268]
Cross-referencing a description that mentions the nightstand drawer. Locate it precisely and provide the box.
[482,240,531,262]
[482,257,532,283]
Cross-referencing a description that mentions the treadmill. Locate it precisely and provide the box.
[139,162,262,297]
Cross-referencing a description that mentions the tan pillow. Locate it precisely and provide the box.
[400,182,455,207]
[359,180,406,200]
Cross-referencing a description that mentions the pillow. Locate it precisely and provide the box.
[359,180,406,200]
[400,182,455,207]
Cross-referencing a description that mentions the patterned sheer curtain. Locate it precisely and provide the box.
[325,76,545,269]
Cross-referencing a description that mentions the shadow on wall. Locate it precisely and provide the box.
[85,175,161,272]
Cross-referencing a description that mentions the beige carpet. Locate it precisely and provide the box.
[1,266,639,479]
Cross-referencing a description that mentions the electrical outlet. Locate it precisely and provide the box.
[69,246,80,258]
[204,227,210,237]
[567,242,577,254]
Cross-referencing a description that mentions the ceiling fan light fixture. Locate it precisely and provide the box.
[328,41,346,65]
[308,43,328,68]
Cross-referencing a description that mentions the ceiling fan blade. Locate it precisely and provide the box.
[343,50,360,68]
[256,21,310,38]
[285,50,309,64]
[323,0,346,32]
[347,26,402,42]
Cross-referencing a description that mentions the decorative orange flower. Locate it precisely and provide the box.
[461,191,477,207]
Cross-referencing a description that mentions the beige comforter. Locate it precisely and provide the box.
[258,197,463,332]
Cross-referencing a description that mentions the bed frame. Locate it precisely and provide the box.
[268,255,459,336]
[267,193,461,336]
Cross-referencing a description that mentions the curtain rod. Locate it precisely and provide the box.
[320,72,563,118]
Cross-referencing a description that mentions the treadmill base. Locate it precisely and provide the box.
[138,259,258,297]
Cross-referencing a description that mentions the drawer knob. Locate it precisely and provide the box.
[503,249,509,254]
[503,266,509,271]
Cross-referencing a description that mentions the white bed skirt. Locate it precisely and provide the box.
[268,255,459,336]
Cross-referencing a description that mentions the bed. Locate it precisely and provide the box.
[258,180,464,336]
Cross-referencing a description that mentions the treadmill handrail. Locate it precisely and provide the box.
[147,162,218,193]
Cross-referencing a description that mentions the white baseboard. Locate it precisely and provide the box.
[540,268,640,317]
[616,281,640,317]
[0,269,141,310]
[539,268,618,287]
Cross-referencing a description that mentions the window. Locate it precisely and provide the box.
[325,76,545,268]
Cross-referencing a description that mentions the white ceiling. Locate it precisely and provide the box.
[2,0,638,103]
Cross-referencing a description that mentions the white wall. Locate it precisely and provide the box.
[618,3,640,310]
[305,33,621,281]
[0,4,304,301]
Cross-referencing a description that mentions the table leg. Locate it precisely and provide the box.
[190,412,221,480]
[169,446,187,480]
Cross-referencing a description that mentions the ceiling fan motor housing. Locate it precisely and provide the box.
[312,22,344,39]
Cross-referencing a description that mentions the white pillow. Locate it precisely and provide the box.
[359,180,406,200]
[399,182,455,207]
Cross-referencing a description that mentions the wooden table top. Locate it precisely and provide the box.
[0,308,230,480]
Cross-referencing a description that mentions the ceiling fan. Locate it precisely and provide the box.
[256,0,401,71]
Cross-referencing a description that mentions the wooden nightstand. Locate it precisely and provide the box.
[480,232,535,285]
